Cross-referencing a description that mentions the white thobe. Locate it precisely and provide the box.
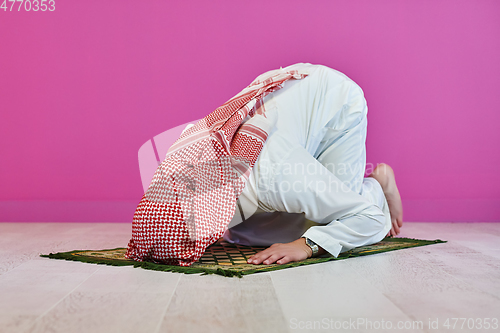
[217,63,392,258]
[180,63,392,258]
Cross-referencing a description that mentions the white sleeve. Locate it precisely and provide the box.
[302,177,392,257]
[262,144,391,258]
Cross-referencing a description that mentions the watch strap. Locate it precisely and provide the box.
[303,237,319,257]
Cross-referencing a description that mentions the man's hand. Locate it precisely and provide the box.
[247,238,313,265]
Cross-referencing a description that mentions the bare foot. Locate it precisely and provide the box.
[368,163,403,237]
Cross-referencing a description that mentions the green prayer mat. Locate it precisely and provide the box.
[41,237,446,278]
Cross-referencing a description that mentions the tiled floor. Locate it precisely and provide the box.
[0,222,499,333]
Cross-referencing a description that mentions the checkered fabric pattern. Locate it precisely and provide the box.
[126,67,309,266]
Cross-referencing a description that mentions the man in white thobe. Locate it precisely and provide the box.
[220,63,402,265]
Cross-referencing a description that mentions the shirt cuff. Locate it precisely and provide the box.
[302,227,343,258]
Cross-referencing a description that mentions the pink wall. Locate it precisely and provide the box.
[1,0,499,222]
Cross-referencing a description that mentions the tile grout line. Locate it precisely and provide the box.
[33,266,103,323]
[269,272,292,333]
[345,257,424,327]
[153,273,182,333]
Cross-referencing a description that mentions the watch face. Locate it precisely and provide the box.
[305,238,318,256]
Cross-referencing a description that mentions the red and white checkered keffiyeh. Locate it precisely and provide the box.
[125,67,308,266]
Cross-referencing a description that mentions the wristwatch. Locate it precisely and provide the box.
[303,237,319,257]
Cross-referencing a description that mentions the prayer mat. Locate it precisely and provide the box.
[41,237,446,278]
